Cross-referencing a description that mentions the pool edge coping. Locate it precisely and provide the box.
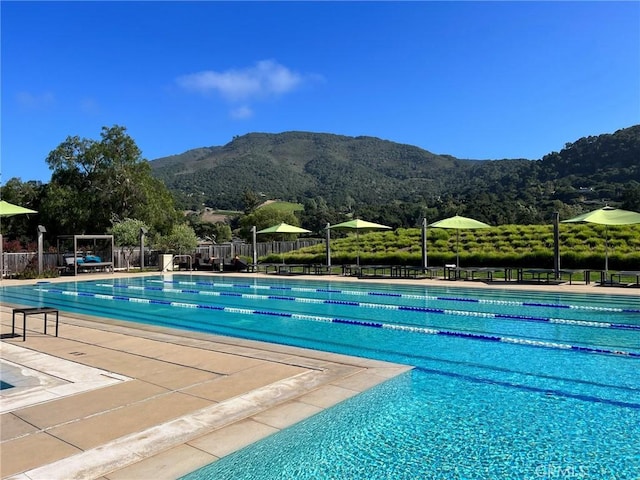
[1,303,412,480]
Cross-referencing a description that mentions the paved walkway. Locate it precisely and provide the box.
[1,272,637,479]
[0,276,411,479]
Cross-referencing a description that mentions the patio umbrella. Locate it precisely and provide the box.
[0,200,37,217]
[561,206,640,274]
[330,218,391,266]
[256,222,311,264]
[0,200,38,280]
[428,215,491,267]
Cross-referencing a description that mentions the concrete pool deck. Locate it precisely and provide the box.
[1,272,638,479]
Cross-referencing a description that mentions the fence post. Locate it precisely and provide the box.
[553,212,560,278]
[37,225,47,274]
[252,226,257,265]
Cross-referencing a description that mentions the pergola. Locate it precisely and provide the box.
[57,234,114,275]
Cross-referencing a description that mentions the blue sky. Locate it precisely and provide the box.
[2,1,639,184]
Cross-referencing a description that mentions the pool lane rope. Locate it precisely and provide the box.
[146,279,640,314]
[95,283,640,332]
[34,286,640,359]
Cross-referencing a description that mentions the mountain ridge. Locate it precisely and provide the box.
[150,126,640,224]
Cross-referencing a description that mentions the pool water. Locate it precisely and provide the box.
[2,275,639,479]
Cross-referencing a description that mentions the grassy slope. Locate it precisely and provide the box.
[285,223,640,270]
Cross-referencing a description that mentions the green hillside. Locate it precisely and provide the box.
[151,131,475,211]
[151,126,640,227]
[284,223,640,271]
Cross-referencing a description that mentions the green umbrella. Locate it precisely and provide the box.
[429,215,491,267]
[256,222,311,235]
[0,200,38,280]
[561,206,640,225]
[330,218,392,266]
[562,206,640,273]
[256,223,311,264]
[0,200,37,217]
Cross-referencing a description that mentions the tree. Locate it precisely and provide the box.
[110,218,150,271]
[242,190,261,214]
[298,196,341,235]
[237,207,301,241]
[212,223,232,243]
[621,182,640,211]
[185,213,232,243]
[41,125,179,236]
[0,178,45,244]
[155,223,198,254]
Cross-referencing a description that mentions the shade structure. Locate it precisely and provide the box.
[256,223,311,264]
[562,206,640,274]
[0,200,38,281]
[428,215,491,267]
[256,222,312,235]
[561,206,640,226]
[0,200,37,217]
[330,218,392,266]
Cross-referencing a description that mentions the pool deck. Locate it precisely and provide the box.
[1,272,638,479]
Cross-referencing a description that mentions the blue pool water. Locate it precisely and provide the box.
[2,275,639,479]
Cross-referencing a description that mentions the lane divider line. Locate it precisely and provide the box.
[33,286,640,359]
[94,283,640,332]
[146,279,640,314]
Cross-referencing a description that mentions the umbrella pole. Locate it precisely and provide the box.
[421,218,428,269]
[356,230,360,266]
[456,229,460,267]
[553,212,560,279]
[325,223,331,268]
[252,226,257,266]
[281,236,285,265]
[604,225,609,275]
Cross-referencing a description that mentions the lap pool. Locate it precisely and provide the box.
[2,275,639,479]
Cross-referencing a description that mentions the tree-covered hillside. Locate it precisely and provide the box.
[150,126,640,226]
[151,131,472,211]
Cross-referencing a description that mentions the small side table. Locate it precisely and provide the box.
[11,307,59,341]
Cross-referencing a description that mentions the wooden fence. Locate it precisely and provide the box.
[1,239,324,277]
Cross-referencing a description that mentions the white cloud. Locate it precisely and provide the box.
[176,60,306,102]
[15,91,55,109]
[230,105,254,119]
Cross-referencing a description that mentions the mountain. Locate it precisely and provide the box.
[150,131,475,209]
[150,126,640,224]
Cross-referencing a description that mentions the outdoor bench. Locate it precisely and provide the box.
[519,268,556,283]
[609,271,640,287]
[557,269,585,285]
[358,265,395,278]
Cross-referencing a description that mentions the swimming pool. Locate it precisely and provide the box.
[2,275,639,479]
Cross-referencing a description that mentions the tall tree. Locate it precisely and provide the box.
[41,125,179,236]
[0,178,45,244]
[109,217,150,271]
[242,190,261,214]
[237,207,301,241]
[154,223,199,254]
[621,182,640,211]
